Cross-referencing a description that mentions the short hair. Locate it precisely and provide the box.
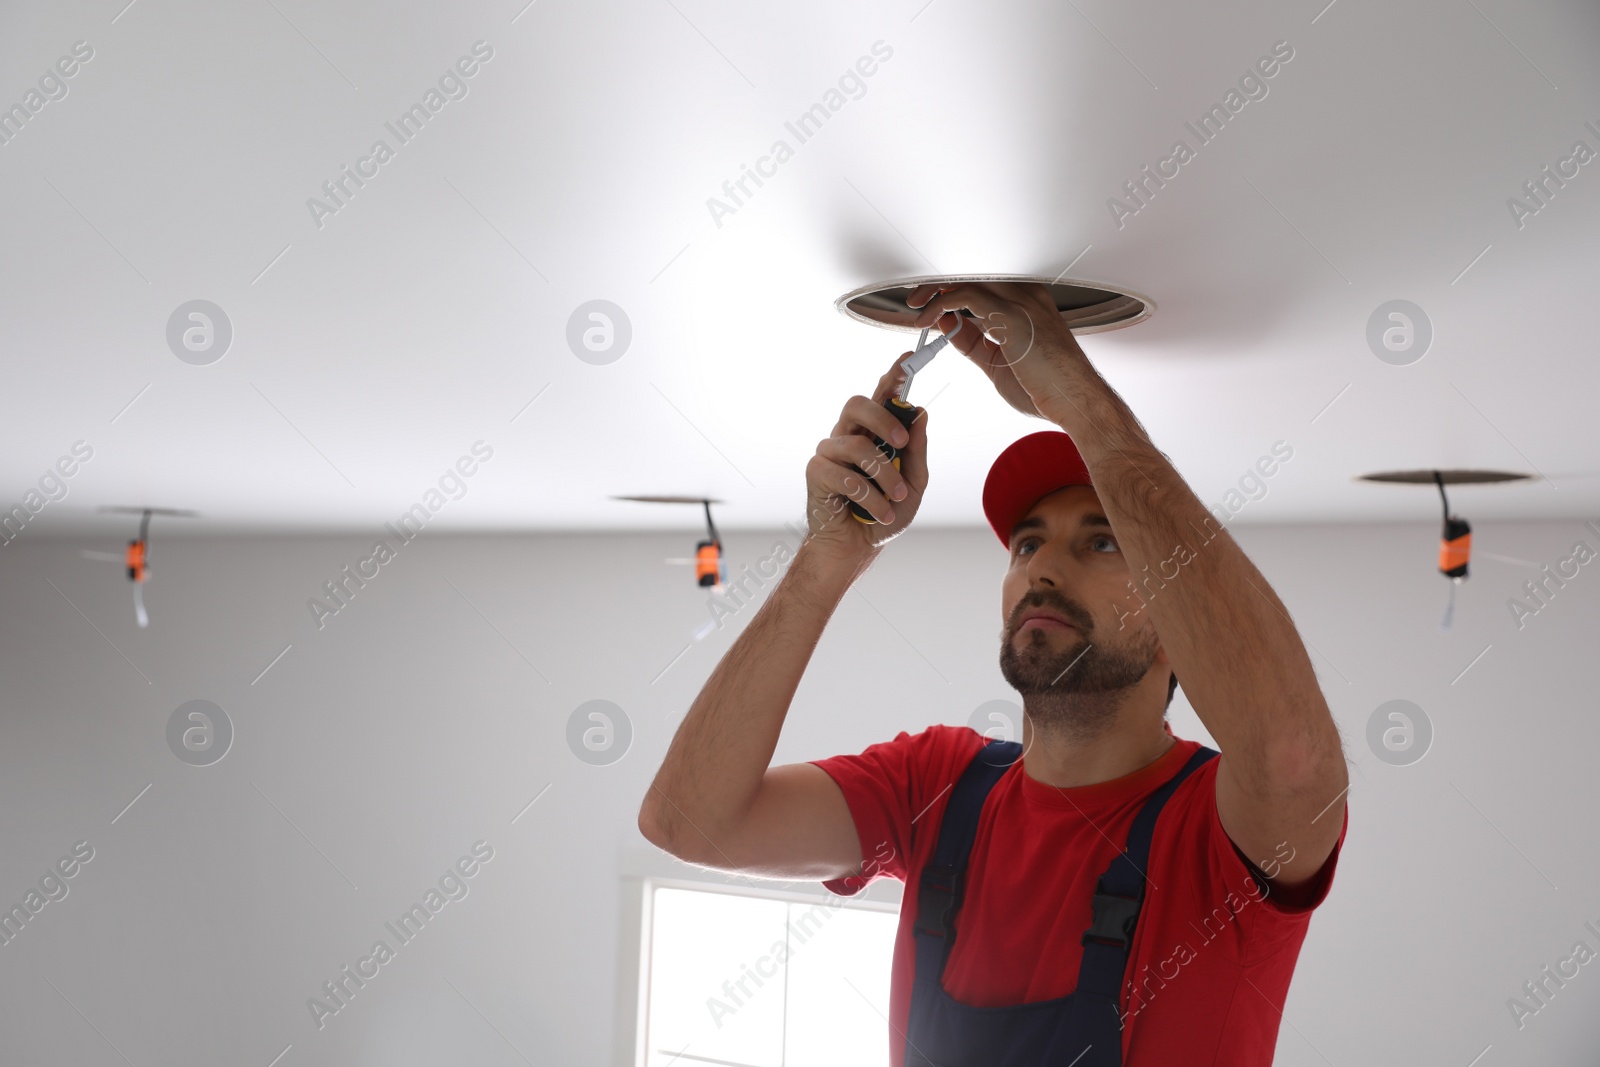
[1164,671,1178,710]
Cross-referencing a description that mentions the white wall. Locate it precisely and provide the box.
[1,517,1597,1065]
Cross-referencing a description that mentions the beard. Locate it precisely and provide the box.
[999,589,1161,741]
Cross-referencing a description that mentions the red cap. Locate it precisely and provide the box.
[982,431,1094,547]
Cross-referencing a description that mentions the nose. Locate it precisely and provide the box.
[1023,538,1066,589]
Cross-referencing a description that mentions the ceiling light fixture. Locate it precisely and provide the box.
[611,495,726,591]
[1356,468,1533,630]
[83,506,199,628]
[834,274,1154,334]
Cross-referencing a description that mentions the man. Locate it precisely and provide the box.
[638,281,1348,1066]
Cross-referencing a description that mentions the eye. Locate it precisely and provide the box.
[1015,537,1040,557]
[1089,534,1119,554]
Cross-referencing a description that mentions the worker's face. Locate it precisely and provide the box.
[998,487,1164,698]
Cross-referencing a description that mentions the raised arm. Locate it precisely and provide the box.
[910,282,1348,890]
[637,353,932,880]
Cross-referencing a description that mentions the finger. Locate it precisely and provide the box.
[922,290,1039,360]
[934,310,1018,391]
[910,284,1008,329]
[835,394,911,448]
[870,349,915,405]
[940,311,1004,363]
[808,454,896,524]
[905,283,953,310]
[939,302,1041,372]
[818,436,908,502]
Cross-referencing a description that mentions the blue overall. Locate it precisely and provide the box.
[903,740,1220,1067]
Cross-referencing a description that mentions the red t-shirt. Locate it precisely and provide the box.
[812,724,1346,1067]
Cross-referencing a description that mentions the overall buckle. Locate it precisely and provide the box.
[1082,891,1142,949]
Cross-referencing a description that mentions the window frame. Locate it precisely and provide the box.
[632,873,901,1067]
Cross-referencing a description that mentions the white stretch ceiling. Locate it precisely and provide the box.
[3,0,1598,538]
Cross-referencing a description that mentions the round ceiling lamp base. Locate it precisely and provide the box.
[834,274,1154,334]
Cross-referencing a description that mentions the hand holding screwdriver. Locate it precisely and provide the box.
[847,323,958,525]
[803,352,931,557]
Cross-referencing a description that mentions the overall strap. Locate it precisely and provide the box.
[913,739,1020,972]
[1075,745,1220,1003]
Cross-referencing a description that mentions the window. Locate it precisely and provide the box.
[640,880,899,1067]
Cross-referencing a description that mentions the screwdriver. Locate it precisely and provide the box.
[850,320,961,525]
